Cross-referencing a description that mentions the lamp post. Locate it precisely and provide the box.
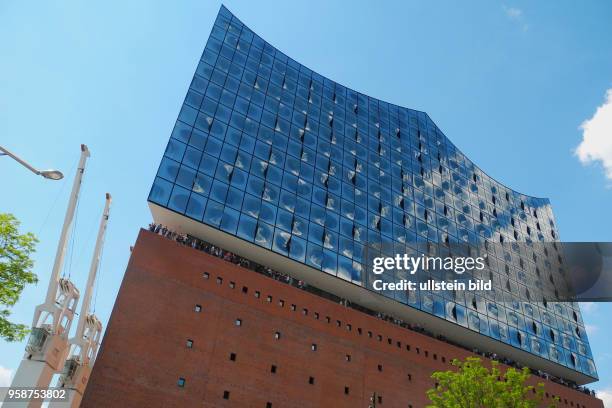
[0,145,64,180]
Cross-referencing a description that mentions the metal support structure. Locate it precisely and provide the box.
[10,145,90,408]
[51,194,111,408]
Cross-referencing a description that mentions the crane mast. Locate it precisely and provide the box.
[50,193,111,408]
[10,145,89,408]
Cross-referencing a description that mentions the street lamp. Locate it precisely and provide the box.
[0,145,64,180]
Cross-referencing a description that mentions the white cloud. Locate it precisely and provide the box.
[585,324,598,336]
[580,302,598,314]
[0,365,13,387]
[503,5,528,31]
[576,89,612,181]
[597,388,612,408]
[504,6,523,19]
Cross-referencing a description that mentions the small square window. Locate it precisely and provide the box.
[408,373,412,381]
[177,377,186,387]
[325,316,331,323]
[309,376,315,385]
[336,320,341,327]
[344,386,349,395]
[377,364,383,372]
[242,286,248,294]
[267,295,273,302]
[235,318,242,326]
[357,328,362,335]
[416,347,420,354]
[278,299,284,306]
[377,335,382,341]
[433,353,437,360]
[255,291,261,298]
[442,356,446,363]
[425,351,429,357]
[345,354,351,362]
[274,331,281,339]
[367,331,372,338]
[302,308,308,315]
[194,304,202,312]
[223,390,230,400]
[230,352,236,361]
[186,339,193,348]
[203,272,210,279]
[266,403,272,408]
[396,341,401,348]
[314,312,319,319]
[377,395,382,404]
[346,324,352,331]
[229,281,236,289]
[216,277,223,284]
[311,343,317,351]
[270,365,277,373]
[291,304,296,311]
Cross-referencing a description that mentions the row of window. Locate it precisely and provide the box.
[185,261,586,407]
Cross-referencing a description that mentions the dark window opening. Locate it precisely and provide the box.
[194,304,202,312]
[186,339,193,348]
[270,365,277,373]
[223,391,230,400]
[309,376,315,385]
[177,377,186,387]
[229,352,236,361]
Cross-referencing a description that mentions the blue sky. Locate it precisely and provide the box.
[1,0,611,403]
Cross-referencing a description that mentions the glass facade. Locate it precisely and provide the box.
[149,6,596,379]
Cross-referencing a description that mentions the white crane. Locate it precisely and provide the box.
[50,193,111,408]
[10,145,89,408]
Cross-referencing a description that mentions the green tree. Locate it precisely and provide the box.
[426,357,559,408]
[0,213,38,341]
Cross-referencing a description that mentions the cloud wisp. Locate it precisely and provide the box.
[576,89,612,184]
[503,5,528,31]
[0,365,13,387]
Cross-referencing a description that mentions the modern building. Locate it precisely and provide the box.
[82,5,602,408]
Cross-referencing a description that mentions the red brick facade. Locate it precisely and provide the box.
[82,230,603,407]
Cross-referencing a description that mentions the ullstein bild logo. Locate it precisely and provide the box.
[370,254,492,292]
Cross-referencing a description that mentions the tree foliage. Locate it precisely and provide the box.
[426,357,558,408]
[0,213,38,341]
